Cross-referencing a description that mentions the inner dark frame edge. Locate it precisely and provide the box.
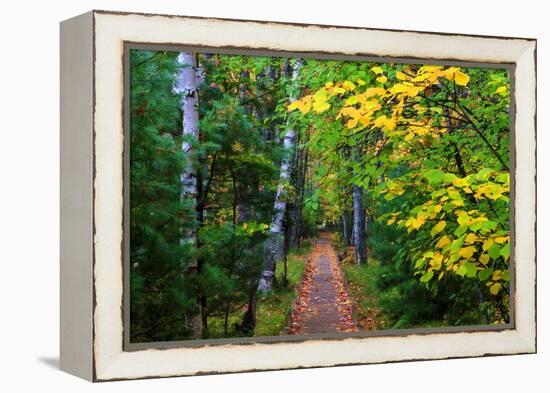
[122,40,519,353]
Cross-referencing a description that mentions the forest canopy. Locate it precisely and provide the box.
[129,49,511,343]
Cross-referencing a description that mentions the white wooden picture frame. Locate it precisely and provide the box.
[60,10,536,381]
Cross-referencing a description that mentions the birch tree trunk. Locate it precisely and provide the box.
[174,52,200,237]
[173,51,204,334]
[257,58,303,293]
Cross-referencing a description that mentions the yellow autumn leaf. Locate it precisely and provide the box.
[359,116,371,126]
[385,118,396,131]
[482,238,494,251]
[396,71,409,81]
[364,87,386,97]
[496,85,507,94]
[376,75,387,84]
[452,199,465,207]
[459,246,476,259]
[313,101,331,113]
[454,70,470,86]
[347,118,358,129]
[374,115,388,128]
[490,282,502,295]
[419,65,443,73]
[412,72,432,82]
[479,254,490,265]
[452,177,469,187]
[313,88,328,102]
[406,86,420,97]
[345,96,359,105]
[287,100,302,112]
[431,221,446,237]
[465,233,478,244]
[430,253,444,270]
[413,127,429,136]
[389,84,409,95]
[340,106,361,119]
[362,100,381,111]
[441,68,455,81]
[356,78,366,86]
[406,216,426,231]
[371,66,383,74]
[494,236,509,244]
[414,216,426,229]
[343,81,356,91]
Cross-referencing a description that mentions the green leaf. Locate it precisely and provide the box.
[478,268,494,281]
[481,220,498,231]
[443,173,457,183]
[469,221,483,232]
[454,225,468,237]
[476,168,495,180]
[449,234,466,253]
[500,243,510,258]
[457,261,477,278]
[488,243,502,259]
[424,169,445,185]
[420,271,434,283]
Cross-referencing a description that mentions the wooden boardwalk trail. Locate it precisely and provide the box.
[288,232,356,334]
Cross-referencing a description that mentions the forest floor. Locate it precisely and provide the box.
[208,241,311,338]
[342,256,387,330]
[287,232,356,334]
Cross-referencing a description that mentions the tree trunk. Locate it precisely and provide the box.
[352,183,367,265]
[289,126,310,247]
[342,212,353,246]
[240,290,257,334]
[257,58,303,293]
[173,52,205,336]
[174,52,200,248]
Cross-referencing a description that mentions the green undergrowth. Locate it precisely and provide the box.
[208,240,311,338]
[343,256,453,330]
[342,257,389,330]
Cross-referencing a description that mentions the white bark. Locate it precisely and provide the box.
[174,52,204,337]
[258,58,303,292]
[173,52,200,263]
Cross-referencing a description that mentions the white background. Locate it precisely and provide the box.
[0,0,546,391]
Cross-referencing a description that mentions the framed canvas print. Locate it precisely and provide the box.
[60,10,537,382]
